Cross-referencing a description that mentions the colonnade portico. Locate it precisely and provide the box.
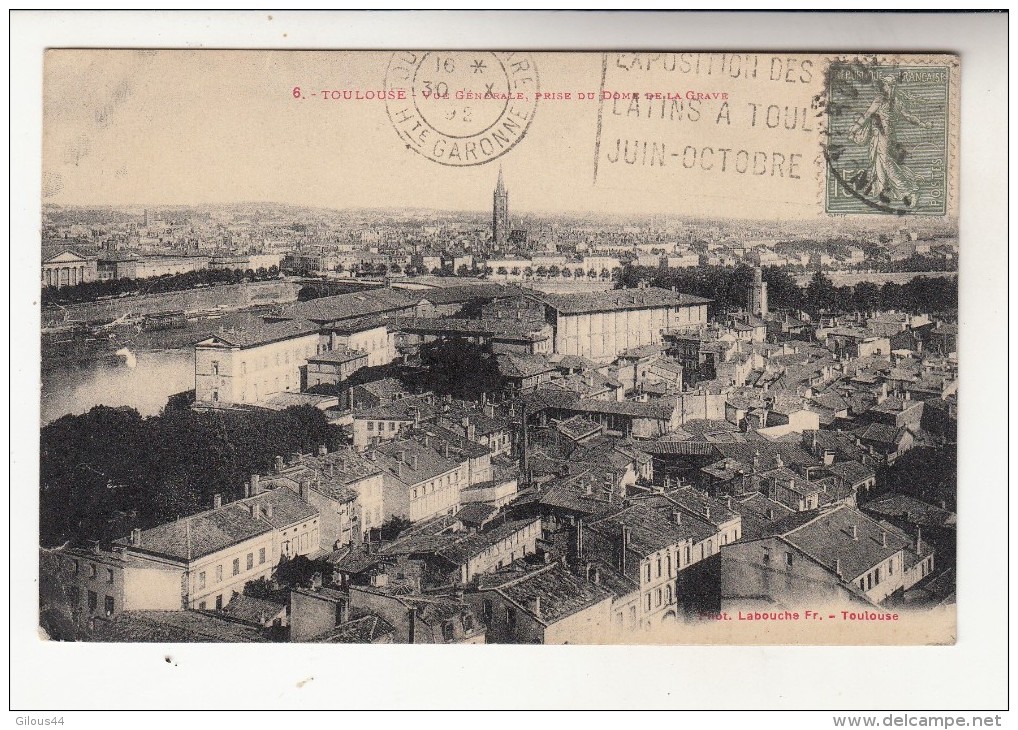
[43,264,89,287]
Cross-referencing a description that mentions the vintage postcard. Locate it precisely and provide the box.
[39,49,960,647]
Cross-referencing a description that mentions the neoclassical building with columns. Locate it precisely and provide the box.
[42,248,98,288]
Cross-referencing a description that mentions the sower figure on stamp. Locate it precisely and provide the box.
[848,74,934,208]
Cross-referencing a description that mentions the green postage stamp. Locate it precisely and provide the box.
[825,63,951,216]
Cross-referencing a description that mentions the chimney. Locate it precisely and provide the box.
[92,540,101,555]
[592,566,601,584]
[835,558,842,577]
[851,525,858,540]
[766,507,774,520]
[531,596,542,618]
[916,526,923,555]
[467,423,476,442]
[423,435,430,449]
[443,444,450,458]
[318,444,328,457]
[250,504,261,520]
[130,528,141,546]
[703,505,711,520]
[543,551,552,565]
[880,530,887,547]
[411,454,419,471]
[618,524,631,574]
[726,496,733,510]
[274,455,284,472]
[250,474,262,496]
[213,494,222,509]
[265,503,274,519]
[398,450,407,464]
[671,509,682,525]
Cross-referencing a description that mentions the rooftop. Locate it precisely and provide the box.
[777,505,911,581]
[530,287,711,315]
[91,610,270,643]
[479,563,613,625]
[115,489,317,562]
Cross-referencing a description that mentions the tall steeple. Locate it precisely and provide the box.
[492,165,509,247]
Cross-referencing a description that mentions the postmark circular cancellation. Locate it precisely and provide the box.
[385,51,539,167]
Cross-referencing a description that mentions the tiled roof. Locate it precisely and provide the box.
[777,506,911,581]
[272,288,420,325]
[455,502,499,526]
[495,352,556,379]
[115,489,317,562]
[399,317,549,341]
[436,518,541,565]
[861,493,956,529]
[571,398,675,420]
[307,347,370,365]
[531,287,711,315]
[827,460,876,486]
[91,611,270,643]
[196,315,320,349]
[370,438,463,486]
[731,493,795,541]
[219,594,286,626]
[322,613,396,643]
[481,563,613,624]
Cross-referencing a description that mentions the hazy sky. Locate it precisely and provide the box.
[42,50,958,220]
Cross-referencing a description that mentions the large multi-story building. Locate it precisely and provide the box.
[528,287,711,363]
[194,317,321,405]
[113,488,320,611]
[41,247,99,288]
[368,437,468,522]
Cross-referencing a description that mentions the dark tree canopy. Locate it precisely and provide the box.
[40,404,340,548]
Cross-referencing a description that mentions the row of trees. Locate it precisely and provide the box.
[40,404,339,548]
[621,265,958,317]
[41,266,281,306]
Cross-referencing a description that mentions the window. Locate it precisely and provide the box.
[874,567,881,585]
[72,560,79,575]
[216,565,223,583]
[199,571,206,589]
[888,559,894,576]
[246,553,254,571]
[785,552,794,567]
[667,554,673,576]
[215,594,223,610]
[684,546,691,565]
[629,605,638,626]
[866,573,873,590]
[657,557,662,578]
[68,587,80,607]
[655,589,662,607]
[199,601,206,610]
[90,563,98,578]
[665,584,673,604]
[482,600,493,623]
[367,421,375,431]
[87,591,98,613]
[232,558,240,576]
[463,615,474,632]
[645,594,652,612]
[104,596,115,616]
[389,422,396,431]
[644,564,651,583]
[107,568,115,584]
[859,579,866,590]
[211,360,219,376]
[259,548,266,564]
[241,361,246,375]
[506,607,517,633]
[442,622,455,642]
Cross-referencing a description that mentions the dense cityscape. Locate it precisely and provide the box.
[39,169,958,644]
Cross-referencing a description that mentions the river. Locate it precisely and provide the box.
[41,347,195,425]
